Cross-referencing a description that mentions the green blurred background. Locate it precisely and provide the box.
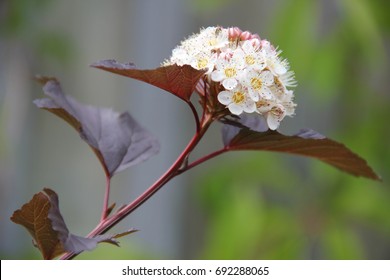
[1,0,389,259]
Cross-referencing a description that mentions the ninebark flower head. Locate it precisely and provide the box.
[164,26,297,130]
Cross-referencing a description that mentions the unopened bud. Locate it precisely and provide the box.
[249,38,261,49]
[260,40,273,50]
[240,31,252,41]
[228,27,242,41]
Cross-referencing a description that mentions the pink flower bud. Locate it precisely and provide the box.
[249,38,261,49]
[228,27,242,41]
[219,50,234,60]
[240,31,252,41]
[260,39,273,50]
[250,33,261,41]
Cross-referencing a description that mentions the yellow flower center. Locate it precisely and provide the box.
[224,67,236,78]
[272,77,284,97]
[208,39,217,47]
[232,91,245,104]
[250,77,262,90]
[197,58,208,69]
[245,55,255,65]
[271,106,284,117]
[256,100,270,108]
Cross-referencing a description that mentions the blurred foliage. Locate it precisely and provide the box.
[189,0,234,13]
[0,0,51,36]
[0,0,75,259]
[0,0,73,65]
[194,0,390,259]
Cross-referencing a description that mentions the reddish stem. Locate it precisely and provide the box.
[176,147,228,175]
[187,101,200,132]
[100,176,111,221]
[60,115,213,260]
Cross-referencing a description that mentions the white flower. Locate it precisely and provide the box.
[278,89,296,116]
[241,69,274,101]
[211,51,245,90]
[218,85,256,115]
[266,104,286,130]
[256,100,285,130]
[237,39,265,71]
[197,27,229,51]
[256,90,296,130]
[189,51,216,74]
[263,47,289,76]
[169,47,191,66]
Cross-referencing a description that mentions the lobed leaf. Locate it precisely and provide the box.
[43,188,119,254]
[10,189,64,259]
[222,118,381,181]
[90,59,206,102]
[34,77,160,178]
[11,188,137,259]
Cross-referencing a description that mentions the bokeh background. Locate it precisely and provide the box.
[1,0,389,259]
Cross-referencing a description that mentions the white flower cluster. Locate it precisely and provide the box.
[165,26,296,130]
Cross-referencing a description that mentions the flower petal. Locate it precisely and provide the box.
[257,101,272,113]
[273,62,287,75]
[248,88,260,102]
[243,100,256,113]
[260,70,274,85]
[211,70,225,82]
[222,78,238,90]
[228,103,244,115]
[217,90,232,105]
[260,86,273,99]
[266,113,281,130]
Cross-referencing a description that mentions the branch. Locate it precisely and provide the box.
[100,176,111,221]
[60,115,213,260]
[177,148,228,175]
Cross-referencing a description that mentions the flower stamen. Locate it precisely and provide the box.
[250,77,262,90]
[245,55,255,65]
[224,67,237,78]
[232,91,245,104]
[197,58,209,69]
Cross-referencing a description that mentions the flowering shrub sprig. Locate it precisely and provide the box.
[164,27,296,130]
[10,26,380,260]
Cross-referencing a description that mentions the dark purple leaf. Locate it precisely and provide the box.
[221,114,268,146]
[90,59,206,102]
[295,129,326,139]
[223,125,381,181]
[34,77,160,178]
[11,188,137,259]
[44,188,119,254]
